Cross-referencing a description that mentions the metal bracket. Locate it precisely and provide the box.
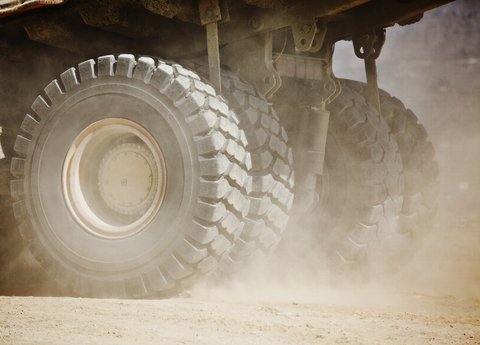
[220,32,281,99]
[198,0,223,93]
[352,28,385,60]
[308,19,327,53]
[198,0,222,25]
[352,28,386,112]
[274,43,340,104]
[291,18,317,52]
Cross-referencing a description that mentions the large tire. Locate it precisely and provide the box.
[10,54,252,298]
[216,71,294,273]
[185,63,295,274]
[346,80,439,263]
[275,79,404,271]
[0,43,91,295]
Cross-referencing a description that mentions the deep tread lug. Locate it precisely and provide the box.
[14,136,30,156]
[45,80,64,104]
[32,95,49,118]
[60,68,79,92]
[133,57,155,82]
[21,114,39,135]
[116,54,136,77]
[78,59,96,81]
[97,55,116,77]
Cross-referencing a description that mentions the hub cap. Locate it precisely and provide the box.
[62,119,166,239]
[98,143,158,216]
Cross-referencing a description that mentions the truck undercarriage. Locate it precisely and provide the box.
[0,0,448,297]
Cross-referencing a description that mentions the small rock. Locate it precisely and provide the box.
[317,334,326,338]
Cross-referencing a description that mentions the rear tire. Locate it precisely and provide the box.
[216,71,295,273]
[11,54,252,298]
[275,79,404,270]
[185,63,295,275]
[346,80,439,264]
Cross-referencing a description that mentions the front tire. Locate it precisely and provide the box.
[11,54,252,298]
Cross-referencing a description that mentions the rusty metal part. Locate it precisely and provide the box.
[198,0,221,25]
[220,32,281,99]
[352,28,385,59]
[21,13,153,58]
[352,28,385,112]
[291,18,317,51]
[0,0,452,63]
[139,0,189,19]
[0,0,65,18]
[199,0,222,92]
[217,0,368,45]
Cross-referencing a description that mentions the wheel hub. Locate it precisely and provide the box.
[98,143,158,216]
[62,119,166,239]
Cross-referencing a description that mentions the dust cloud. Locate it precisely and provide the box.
[193,0,480,305]
[0,1,478,304]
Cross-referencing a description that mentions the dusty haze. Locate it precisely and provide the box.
[194,0,480,304]
[0,0,478,301]
[0,2,478,344]
[0,0,480,344]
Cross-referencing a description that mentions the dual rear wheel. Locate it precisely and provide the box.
[275,79,437,273]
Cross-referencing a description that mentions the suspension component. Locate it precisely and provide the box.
[294,105,330,212]
[198,0,224,92]
[220,32,281,99]
[352,28,386,112]
[274,42,341,213]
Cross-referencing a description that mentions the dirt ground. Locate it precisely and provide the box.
[1,1,479,344]
[0,290,479,344]
[0,219,478,344]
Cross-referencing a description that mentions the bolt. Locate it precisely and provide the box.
[302,24,312,33]
[249,16,263,31]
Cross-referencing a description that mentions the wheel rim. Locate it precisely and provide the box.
[62,118,166,239]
